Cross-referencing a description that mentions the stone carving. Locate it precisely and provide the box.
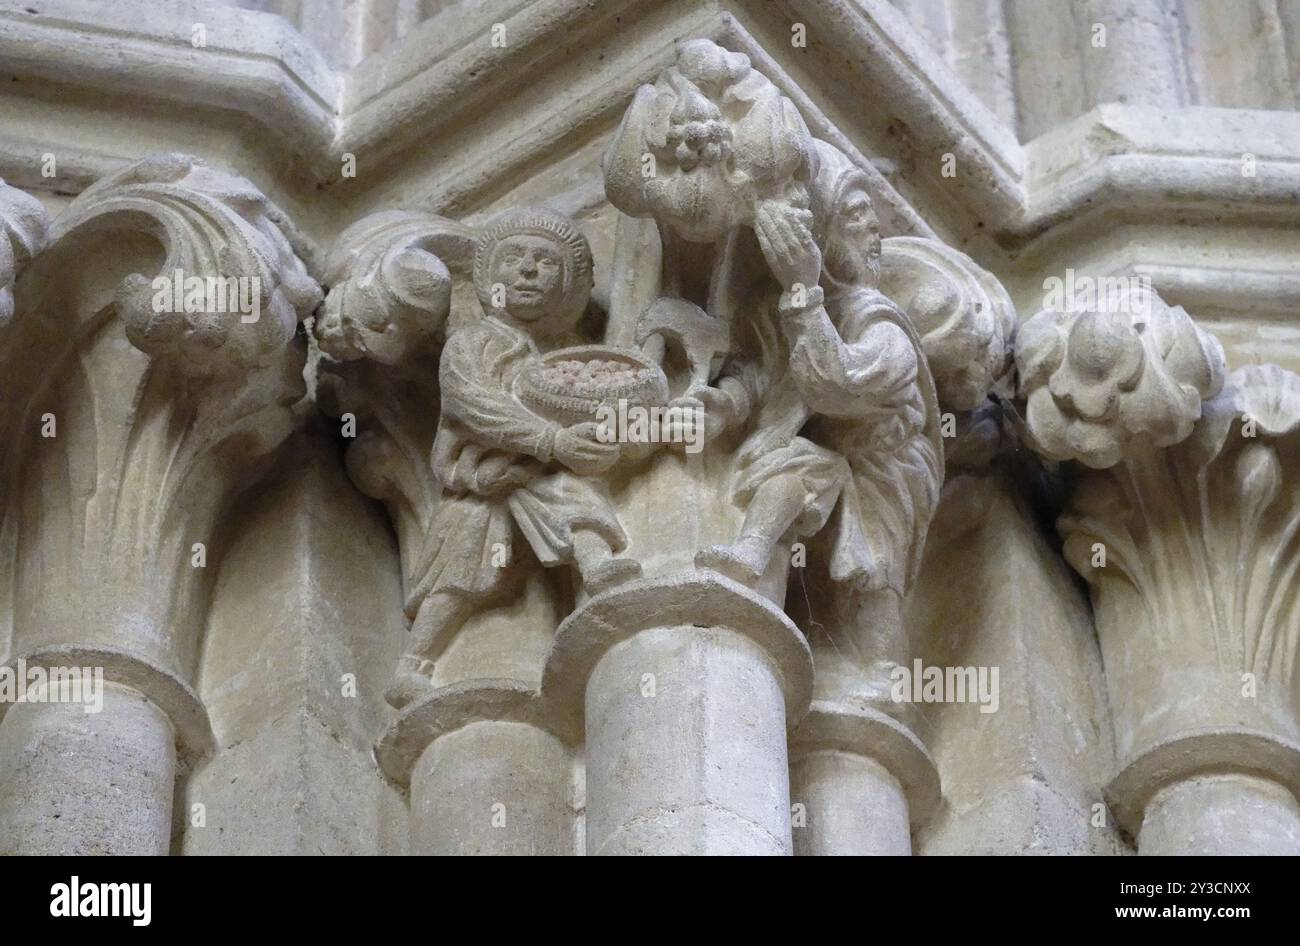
[1,153,316,678]
[879,236,1016,414]
[1016,286,1300,853]
[323,37,961,854]
[5,0,1300,860]
[389,208,644,705]
[696,139,943,608]
[0,180,48,331]
[314,210,473,624]
[315,210,461,366]
[604,53,944,611]
[1061,363,1300,682]
[603,38,812,244]
[0,155,318,854]
[64,154,318,374]
[597,41,948,854]
[1016,284,1225,468]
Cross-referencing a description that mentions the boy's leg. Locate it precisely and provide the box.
[696,472,807,580]
[572,529,642,594]
[386,591,474,709]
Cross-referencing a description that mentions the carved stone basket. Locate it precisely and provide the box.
[515,344,669,426]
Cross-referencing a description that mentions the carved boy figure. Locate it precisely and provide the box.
[388,208,640,708]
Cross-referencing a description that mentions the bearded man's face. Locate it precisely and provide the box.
[825,186,881,286]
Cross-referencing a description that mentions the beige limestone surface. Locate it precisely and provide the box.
[0,0,1298,856]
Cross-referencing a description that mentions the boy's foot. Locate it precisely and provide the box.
[695,535,770,583]
[583,556,642,594]
[385,656,435,709]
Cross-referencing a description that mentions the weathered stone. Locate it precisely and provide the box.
[1,1,1297,858]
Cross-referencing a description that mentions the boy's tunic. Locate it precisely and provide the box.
[415,316,627,602]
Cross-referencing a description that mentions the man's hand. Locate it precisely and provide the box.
[554,421,620,475]
[754,199,822,293]
[660,385,736,450]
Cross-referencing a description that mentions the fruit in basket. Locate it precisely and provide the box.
[515,345,669,425]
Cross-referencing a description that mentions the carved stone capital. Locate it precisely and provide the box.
[0,154,318,694]
[337,36,1036,855]
[1018,295,1300,843]
[0,158,317,854]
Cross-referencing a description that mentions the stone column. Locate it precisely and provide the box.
[0,157,317,854]
[1016,291,1300,854]
[0,684,173,855]
[376,682,578,856]
[785,573,939,856]
[544,575,813,856]
[790,707,936,856]
[0,648,212,855]
[1138,774,1300,856]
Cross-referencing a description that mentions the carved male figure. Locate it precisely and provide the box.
[698,140,941,689]
[387,208,640,707]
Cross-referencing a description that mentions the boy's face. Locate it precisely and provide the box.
[490,235,566,320]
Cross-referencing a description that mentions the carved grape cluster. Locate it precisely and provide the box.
[604,39,812,242]
[663,112,732,171]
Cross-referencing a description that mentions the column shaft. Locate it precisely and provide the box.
[584,625,793,856]
[791,750,910,855]
[409,719,574,856]
[0,682,176,855]
[1138,773,1300,855]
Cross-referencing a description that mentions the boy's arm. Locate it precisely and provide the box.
[439,330,560,462]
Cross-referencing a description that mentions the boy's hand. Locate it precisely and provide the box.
[554,421,620,475]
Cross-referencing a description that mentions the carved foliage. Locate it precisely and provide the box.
[1060,364,1300,687]
[1016,286,1225,468]
[53,154,318,375]
[0,155,317,677]
[0,179,48,329]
